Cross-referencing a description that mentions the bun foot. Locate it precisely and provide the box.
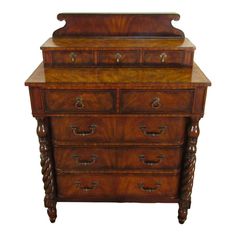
[47,207,57,223]
[178,207,188,224]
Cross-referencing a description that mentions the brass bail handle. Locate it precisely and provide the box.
[115,53,122,63]
[160,52,167,63]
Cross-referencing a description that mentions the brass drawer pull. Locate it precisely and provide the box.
[138,182,161,192]
[75,96,85,109]
[115,53,122,63]
[160,52,167,63]
[72,154,97,166]
[69,52,77,63]
[75,181,98,192]
[151,97,161,109]
[139,125,167,137]
[71,124,97,136]
[139,154,165,166]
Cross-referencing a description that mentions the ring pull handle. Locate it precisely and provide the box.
[75,181,98,192]
[71,124,97,136]
[139,125,167,137]
[69,52,77,63]
[151,97,161,109]
[75,96,85,109]
[160,52,167,63]
[139,154,165,166]
[72,155,97,166]
[138,182,161,192]
[115,53,122,63]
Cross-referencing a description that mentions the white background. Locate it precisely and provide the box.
[0,0,235,235]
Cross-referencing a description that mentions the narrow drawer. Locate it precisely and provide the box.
[56,173,179,201]
[143,50,184,65]
[54,147,182,170]
[45,90,115,113]
[121,90,194,113]
[51,50,94,65]
[51,117,186,144]
[98,50,139,65]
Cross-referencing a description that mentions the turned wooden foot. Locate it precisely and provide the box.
[178,201,190,224]
[47,207,57,223]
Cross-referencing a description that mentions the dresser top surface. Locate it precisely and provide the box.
[41,37,195,50]
[25,63,210,88]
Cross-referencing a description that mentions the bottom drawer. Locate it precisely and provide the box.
[56,173,180,202]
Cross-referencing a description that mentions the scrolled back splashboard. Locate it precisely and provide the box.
[25,13,210,224]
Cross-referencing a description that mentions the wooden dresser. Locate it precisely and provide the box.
[25,13,210,224]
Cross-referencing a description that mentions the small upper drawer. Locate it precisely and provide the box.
[121,90,194,113]
[51,50,94,65]
[45,90,115,113]
[98,50,139,65]
[143,50,184,65]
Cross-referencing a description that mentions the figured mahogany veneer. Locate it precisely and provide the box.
[56,173,180,201]
[25,13,210,224]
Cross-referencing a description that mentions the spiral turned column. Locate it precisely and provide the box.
[178,117,200,224]
[36,117,57,223]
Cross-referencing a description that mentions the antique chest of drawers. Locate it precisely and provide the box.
[25,13,210,224]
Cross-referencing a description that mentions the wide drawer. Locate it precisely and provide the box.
[51,117,186,144]
[121,90,194,113]
[56,173,180,201]
[98,50,139,65]
[54,146,182,170]
[44,90,115,113]
[51,50,94,66]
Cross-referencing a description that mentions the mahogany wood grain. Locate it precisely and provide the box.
[53,13,185,37]
[51,116,186,144]
[25,13,210,223]
[44,89,116,113]
[54,146,183,170]
[121,89,194,113]
[56,173,180,201]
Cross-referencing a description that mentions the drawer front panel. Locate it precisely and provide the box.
[54,147,182,170]
[51,51,94,65]
[51,117,116,143]
[143,50,184,65]
[56,173,179,201]
[45,90,115,113]
[51,117,186,144]
[120,117,186,143]
[121,90,194,113]
[54,147,116,170]
[98,50,139,65]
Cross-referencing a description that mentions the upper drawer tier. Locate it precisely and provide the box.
[121,90,194,113]
[44,90,116,113]
[43,49,193,67]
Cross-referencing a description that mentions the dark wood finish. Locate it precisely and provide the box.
[25,13,210,223]
[52,50,94,65]
[53,13,185,37]
[121,89,194,113]
[44,90,116,113]
[54,146,183,170]
[56,173,180,201]
[178,117,200,224]
[51,116,186,144]
[36,117,57,223]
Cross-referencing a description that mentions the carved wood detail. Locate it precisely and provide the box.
[178,117,200,224]
[53,13,185,38]
[36,117,57,223]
